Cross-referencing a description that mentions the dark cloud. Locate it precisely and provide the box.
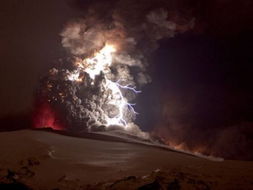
[152,89,253,160]
[192,0,253,36]
[143,20,253,160]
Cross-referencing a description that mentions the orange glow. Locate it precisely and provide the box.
[33,102,63,130]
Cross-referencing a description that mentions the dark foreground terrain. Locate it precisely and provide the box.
[0,130,252,190]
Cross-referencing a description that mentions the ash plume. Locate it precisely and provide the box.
[153,90,253,160]
[35,0,194,134]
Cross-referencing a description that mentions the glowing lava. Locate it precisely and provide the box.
[33,102,63,130]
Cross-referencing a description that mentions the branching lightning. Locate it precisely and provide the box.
[66,44,140,129]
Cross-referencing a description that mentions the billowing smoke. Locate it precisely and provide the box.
[153,89,253,160]
[34,0,194,135]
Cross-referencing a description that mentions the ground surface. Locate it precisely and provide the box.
[0,130,252,190]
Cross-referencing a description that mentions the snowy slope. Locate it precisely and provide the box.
[0,129,252,190]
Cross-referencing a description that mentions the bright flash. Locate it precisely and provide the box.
[85,44,116,79]
[67,43,139,129]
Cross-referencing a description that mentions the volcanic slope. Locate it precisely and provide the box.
[0,129,252,190]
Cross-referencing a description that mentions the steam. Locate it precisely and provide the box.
[35,0,194,135]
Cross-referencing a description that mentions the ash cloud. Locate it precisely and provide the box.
[153,88,253,160]
[36,0,194,133]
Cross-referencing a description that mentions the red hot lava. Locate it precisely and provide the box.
[33,101,64,131]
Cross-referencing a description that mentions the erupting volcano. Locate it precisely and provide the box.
[1,0,253,189]
[34,41,143,132]
[34,8,194,134]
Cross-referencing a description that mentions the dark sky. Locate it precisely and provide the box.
[135,0,253,126]
[0,1,81,116]
[0,0,253,159]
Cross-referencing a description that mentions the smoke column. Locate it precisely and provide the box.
[34,0,194,135]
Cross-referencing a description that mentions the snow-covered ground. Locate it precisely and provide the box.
[0,129,252,190]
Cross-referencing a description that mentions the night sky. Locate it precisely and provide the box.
[1,0,253,159]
